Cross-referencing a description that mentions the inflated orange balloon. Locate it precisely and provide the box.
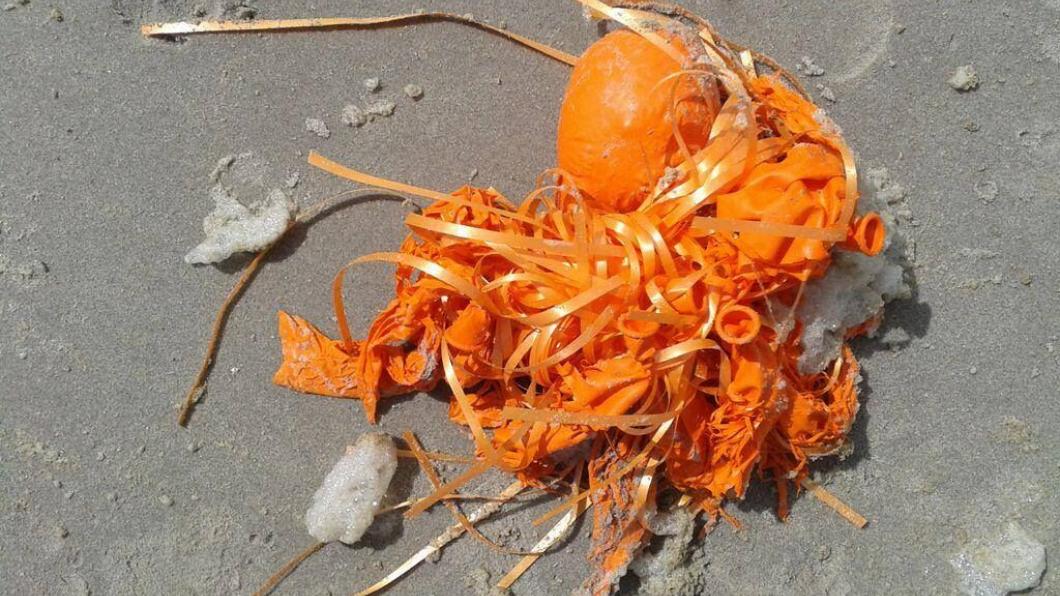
[556,29,715,212]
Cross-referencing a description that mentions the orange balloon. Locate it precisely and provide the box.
[846,212,886,256]
[556,29,715,212]
[714,304,762,345]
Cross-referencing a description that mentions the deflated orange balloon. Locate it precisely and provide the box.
[556,29,715,212]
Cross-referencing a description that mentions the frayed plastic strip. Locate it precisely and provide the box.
[499,406,673,430]
[141,13,578,66]
[355,480,526,596]
[691,216,847,242]
[403,431,544,555]
[496,466,590,590]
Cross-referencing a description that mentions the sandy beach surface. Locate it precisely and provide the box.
[1,1,1058,594]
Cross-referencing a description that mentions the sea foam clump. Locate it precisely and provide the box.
[184,186,295,265]
[952,522,1047,596]
[305,433,398,545]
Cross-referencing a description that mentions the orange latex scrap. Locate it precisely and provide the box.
[274,5,884,593]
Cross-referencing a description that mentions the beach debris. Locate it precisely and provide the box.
[277,8,879,588]
[816,84,837,103]
[949,65,980,91]
[184,186,295,264]
[796,227,909,373]
[341,104,368,127]
[866,167,908,205]
[343,97,399,127]
[951,522,1046,596]
[150,3,896,594]
[798,56,825,76]
[365,99,396,119]
[305,117,331,138]
[795,166,912,373]
[403,84,424,100]
[364,77,381,92]
[305,433,397,545]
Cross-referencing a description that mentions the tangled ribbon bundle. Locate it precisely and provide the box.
[153,1,888,593]
[270,3,883,591]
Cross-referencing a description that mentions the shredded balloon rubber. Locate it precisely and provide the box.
[149,1,887,594]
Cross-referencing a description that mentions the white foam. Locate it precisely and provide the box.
[184,186,295,265]
[948,65,980,91]
[365,99,396,118]
[795,168,913,373]
[305,117,331,138]
[952,522,1047,596]
[305,433,398,545]
[341,104,367,127]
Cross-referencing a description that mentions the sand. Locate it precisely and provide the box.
[1,1,1058,594]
